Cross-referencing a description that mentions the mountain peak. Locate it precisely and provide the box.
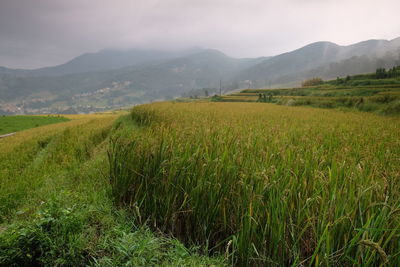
[296,41,340,52]
[193,48,229,57]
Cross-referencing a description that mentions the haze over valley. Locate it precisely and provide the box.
[1,37,400,114]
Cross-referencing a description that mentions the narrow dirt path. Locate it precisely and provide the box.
[0,132,16,138]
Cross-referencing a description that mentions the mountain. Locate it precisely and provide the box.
[0,66,33,76]
[0,48,205,77]
[235,41,342,87]
[235,38,400,87]
[1,37,400,114]
[0,49,264,114]
[109,49,266,95]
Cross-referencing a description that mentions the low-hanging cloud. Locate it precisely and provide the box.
[0,0,399,68]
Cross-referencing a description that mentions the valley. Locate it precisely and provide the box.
[1,38,400,115]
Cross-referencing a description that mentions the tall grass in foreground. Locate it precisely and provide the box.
[109,102,400,265]
[0,113,223,266]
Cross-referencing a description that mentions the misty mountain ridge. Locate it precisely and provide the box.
[1,37,399,114]
[0,48,208,77]
[236,38,400,87]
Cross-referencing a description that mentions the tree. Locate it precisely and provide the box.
[336,77,344,85]
[302,77,323,87]
[375,68,387,79]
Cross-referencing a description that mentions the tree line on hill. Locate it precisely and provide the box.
[375,66,400,79]
[301,66,400,87]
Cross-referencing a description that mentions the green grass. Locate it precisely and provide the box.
[218,69,400,116]
[0,115,69,135]
[108,102,400,266]
[0,114,225,266]
[2,99,399,266]
[220,79,400,115]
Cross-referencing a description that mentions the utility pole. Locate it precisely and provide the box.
[219,79,222,96]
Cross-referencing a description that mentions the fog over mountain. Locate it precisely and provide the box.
[1,37,400,115]
[236,38,400,87]
[1,0,400,69]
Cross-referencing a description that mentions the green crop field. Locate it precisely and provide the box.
[0,112,222,266]
[0,115,69,135]
[1,88,400,265]
[218,70,400,116]
[108,102,400,266]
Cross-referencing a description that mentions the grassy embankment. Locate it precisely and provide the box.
[0,112,223,266]
[0,115,69,135]
[109,102,400,266]
[217,70,400,115]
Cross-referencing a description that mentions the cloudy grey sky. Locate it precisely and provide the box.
[1,0,399,69]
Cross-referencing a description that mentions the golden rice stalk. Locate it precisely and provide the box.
[358,239,388,264]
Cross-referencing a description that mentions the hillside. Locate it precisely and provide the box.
[0,48,206,77]
[1,37,400,115]
[218,67,400,115]
[235,38,400,87]
[0,50,263,114]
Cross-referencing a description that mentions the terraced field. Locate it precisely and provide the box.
[218,81,400,115]
[1,72,400,266]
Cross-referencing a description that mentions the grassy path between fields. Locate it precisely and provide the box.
[0,112,224,266]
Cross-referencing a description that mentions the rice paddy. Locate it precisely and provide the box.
[0,111,222,266]
[109,102,400,265]
[218,80,400,116]
[1,94,399,266]
[0,115,69,135]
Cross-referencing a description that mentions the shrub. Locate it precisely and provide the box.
[211,95,223,102]
[0,198,88,266]
[302,77,323,87]
[381,100,400,115]
[285,99,297,106]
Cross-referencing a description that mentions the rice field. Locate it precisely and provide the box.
[1,100,399,266]
[0,111,222,266]
[0,113,119,155]
[0,115,69,135]
[109,101,400,266]
[0,113,119,220]
[218,83,400,116]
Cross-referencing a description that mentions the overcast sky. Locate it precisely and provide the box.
[0,0,399,69]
